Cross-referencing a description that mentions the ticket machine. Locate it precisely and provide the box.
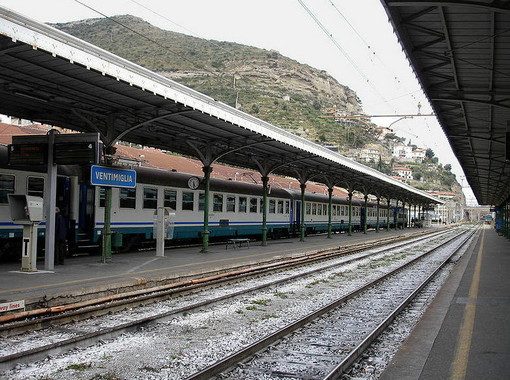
[153,207,175,257]
[8,195,44,272]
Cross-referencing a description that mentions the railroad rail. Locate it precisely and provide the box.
[187,227,476,379]
[0,226,468,377]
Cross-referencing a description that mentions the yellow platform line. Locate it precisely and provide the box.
[450,228,484,379]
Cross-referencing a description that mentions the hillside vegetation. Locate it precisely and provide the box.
[54,15,375,148]
[54,15,460,195]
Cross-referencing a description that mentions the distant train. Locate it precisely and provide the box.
[482,214,493,225]
[0,145,408,260]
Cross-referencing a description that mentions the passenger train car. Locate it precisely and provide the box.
[0,145,408,260]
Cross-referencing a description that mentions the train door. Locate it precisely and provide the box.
[78,184,96,234]
[55,176,74,252]
[361,207,366,228]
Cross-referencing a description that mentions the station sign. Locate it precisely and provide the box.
[90,165,136,188]
[8,133,101,166]
[0,300,25,313]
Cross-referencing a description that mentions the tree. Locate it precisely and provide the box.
[444,163,452,171]
[425,148,435,159]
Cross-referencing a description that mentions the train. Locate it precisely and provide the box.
[0,145,408,261]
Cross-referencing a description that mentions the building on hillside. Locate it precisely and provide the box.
[391,175,406,183]
[345,143,392,164]
[393,166,413,180]
[412,148,426,163]
[392,144,413,161]
[392,143,427,163]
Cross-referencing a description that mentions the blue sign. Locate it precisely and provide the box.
[90,165,136,188]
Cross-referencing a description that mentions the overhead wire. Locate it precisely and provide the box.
[73,0,220,77]
[127,0,237,59]
[297,0,401,116]
[327,0,422,106]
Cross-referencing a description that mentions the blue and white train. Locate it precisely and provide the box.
[0,146,408,260]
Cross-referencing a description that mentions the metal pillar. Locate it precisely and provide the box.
[348,192,353,236]
[44,129,57,271]
[261,175,269,246]
[386,198,391,231]
[200,166,212,253]
[395,199,400,230]
[376,197,380,233]
[363,195,368,234]
[403,201,407,228]
[101,186,112,263]
[300,183,306,242]
[327,187,333,238]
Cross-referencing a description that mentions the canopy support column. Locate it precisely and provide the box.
[300,183,306,242]
[327,187,333,238]
[261,175,269,246]
[376,197,380,233]
[386,198,391,231]
[348,192,353,236]
[363,194,368,234]
[395,199,400,230]
[200,165,212,253]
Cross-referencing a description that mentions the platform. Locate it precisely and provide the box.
[381,225,510,380]
[0,228,423,310]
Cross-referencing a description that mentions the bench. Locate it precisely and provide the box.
[226,238,250,249]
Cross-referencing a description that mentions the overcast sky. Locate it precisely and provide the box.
[0,0,478,205]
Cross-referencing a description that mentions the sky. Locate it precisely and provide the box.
[0,0,478,205]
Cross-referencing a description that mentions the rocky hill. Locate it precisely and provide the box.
[53,15,373,147]
[52,15,461,195]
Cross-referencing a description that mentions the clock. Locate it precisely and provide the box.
[187,176,200,190]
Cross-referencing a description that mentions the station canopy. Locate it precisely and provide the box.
[0,6,440,205]
[381,0,510,206]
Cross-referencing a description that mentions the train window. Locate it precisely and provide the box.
[332,205,337,216]
[285,200,290,214]
[269,199,276,213]
[312,203,317,215]
[143,187,158,209]
[226,196,236,212]
[198,192,205,211]
[213,193,223,212]
[317,203,322,215]
[27,176,44,197]
[249,198,257,213]
[277,200,284,214]
[182,192,194,211]
[0,174,15,204]
[259,198,263,213]
[239,197,247,213]
[164,189,177,210]
[323,204,328,215]
[306,202,311,215]
[119,188,136,209]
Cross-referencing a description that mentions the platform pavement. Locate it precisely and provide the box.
[0,228,424,309]
[380,225,510,380]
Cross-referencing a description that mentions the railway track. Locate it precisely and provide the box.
[0,226,472,379]
[1,228,448,331]
[188,227,477,379]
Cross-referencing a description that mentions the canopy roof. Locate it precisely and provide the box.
[0,6,441,205]
[381,0,510,206]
